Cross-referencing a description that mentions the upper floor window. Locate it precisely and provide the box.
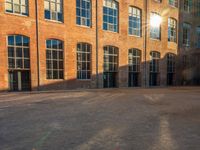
[150,12,161,40]
[183,23,191,47]
[168,0,178,7]
[196,27,200,48]
[197,0,200,16]
[103,0,118,32]
[7,35,30,69]
[76,0,91,27]
[46,39,64,79]
[168,18,177,42]
[77,43,91,80]
[5,0,28,16]
[184,0,192,12]
[44,0,63,22]
[128,7,141,37]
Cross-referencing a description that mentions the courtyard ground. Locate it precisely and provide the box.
[0,87,200,150]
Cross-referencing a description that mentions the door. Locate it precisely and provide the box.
[129,72,139,87]
[103,72,117,88]
[9,70,31,91]
[150,73,158,86]
[167,73,174,86]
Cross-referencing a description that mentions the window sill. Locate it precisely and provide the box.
[128,34,142,38]
[150,38,161,41]
[103,29,119,34]
[5,12,29,18]
[76,24,92,29]
[44,19,64,24]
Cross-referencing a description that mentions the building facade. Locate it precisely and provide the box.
[0,0,194,91]
[177,0,200,85]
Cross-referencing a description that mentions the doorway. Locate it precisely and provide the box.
[9,70,31,91]
[103,72,117,88]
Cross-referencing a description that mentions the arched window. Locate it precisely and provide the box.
[128,49,141,73]
[128,49,141,87]
[103,46,118,72]
[46,39,64,79]
[103,0,119,32]
[8,35,30,69]
[5,0,28,16]
[167,53,176,85]
[167,53,176,73]
[76,0,91,27]
[150,51,160,86]
[44,0,63,22]
[77,43,91,79]
[183,22,191,47]
[103,45,118,88]
[150,51,160,73]
[128,7,142,36]
[168,18,177,42]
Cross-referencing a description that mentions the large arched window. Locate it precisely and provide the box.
[77,43,91,79]
[5,0,29,16]
[150,51,160,86]
[8,35,30,69]
[167,53,176,85]
[46,39,64,79]
[150,51,160,73]
[150,12,161,40]
[103,46,118,88]
[76,0,91,27]
[103,0,119,32]
[128,48,141,87]
[103,46,118,72]
[128,49,141,73]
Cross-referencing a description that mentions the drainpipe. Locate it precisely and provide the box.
[144,0,148,87]
[96,0,99,88]
[35,0,40,90]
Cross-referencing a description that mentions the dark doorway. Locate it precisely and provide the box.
[9,70,31,91]
[129,72,139,87]
[103,72,117,88]
[150,73,159,86]
[167,73,174,86]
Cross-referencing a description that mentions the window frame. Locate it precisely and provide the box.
[46,39,64,80]
[5,0,29,16]
[103,0,119,33]
[128,6,142,37]
[77,43,92,80]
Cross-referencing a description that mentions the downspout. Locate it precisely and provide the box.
[96,0,99,88]
[35,0,40,90]
[144,0,148,87]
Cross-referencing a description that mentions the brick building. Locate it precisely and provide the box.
[177,0,200,85]
[0,0,198,91]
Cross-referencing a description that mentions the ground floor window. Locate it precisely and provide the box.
[128,48,141,87]
[167,53,176,85]
[77,43,91,80]
[7,35,31,91]
[46,39,64,79]
[149,51,160,86]
[103,46,118,88]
